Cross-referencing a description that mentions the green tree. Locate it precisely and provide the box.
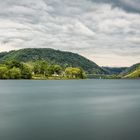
[47,65,55,76]
[0,65,8,79]
[40,61,48,75]
[6,60,22,69]
[7,67,21,79]
[33,60,48,75]
[21,64,32,79]
[47,64,62,76]
[34,61,41,74]
[65,67,86,79]
[53,65,62,75]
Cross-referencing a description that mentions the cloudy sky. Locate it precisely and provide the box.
[0,0,140,67]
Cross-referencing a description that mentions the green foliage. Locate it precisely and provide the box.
[33,60,48,75]
[1,48,139,79]
[47,65,55,76]
[7,67,21,79]
[5,60,22,69]
[21,64,32,79]
[65,67,86,79]
[0,61,32,79]
[53,65,62,75]
[0,52,8,60]
[123,69,140,79]
[121,63,140,79]
[0,60,87,79]
[47,64,62,76]
[0,48,107,74]
[103,67,127,75]
[0,65,8,79]
[121,63,140,75]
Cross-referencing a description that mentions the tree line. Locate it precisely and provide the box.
[0,60,86,79]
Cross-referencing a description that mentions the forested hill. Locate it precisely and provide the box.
[102,67,127,75]
[0,48,107,74]
[121,63,140,79]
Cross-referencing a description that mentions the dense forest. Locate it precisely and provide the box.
[102,67,127,75]
[0,48,107,74]
[0,60,86,79]
[0,48,139,79]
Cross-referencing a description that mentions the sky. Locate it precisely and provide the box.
[0,0,140,67]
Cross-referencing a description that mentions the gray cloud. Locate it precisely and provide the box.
[90,0,140,13]
[0,0,140,66]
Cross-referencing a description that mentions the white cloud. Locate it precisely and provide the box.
[0,0,140,66]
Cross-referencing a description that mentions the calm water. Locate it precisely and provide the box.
[0,80,140,140]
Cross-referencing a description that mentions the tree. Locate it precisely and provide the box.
[33,60,48,75]
[53,65,62,75]
[21,64,32,79]
[47,64,62,76]
[34,61,41,74]
[7,67,21,79]
[5,60,22,69]
[65,67,86,79]
[40,61,48,75]
[47,65,55,76]
[0,65,8,79]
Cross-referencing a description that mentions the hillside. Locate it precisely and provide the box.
[123,69,140,79]
[0,48,107,74]
[102,67,127,75]
[121,63,140,79]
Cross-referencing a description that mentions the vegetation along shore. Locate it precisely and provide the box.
[0,48,139,79]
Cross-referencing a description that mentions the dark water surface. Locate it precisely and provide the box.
[0,80,140,140]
